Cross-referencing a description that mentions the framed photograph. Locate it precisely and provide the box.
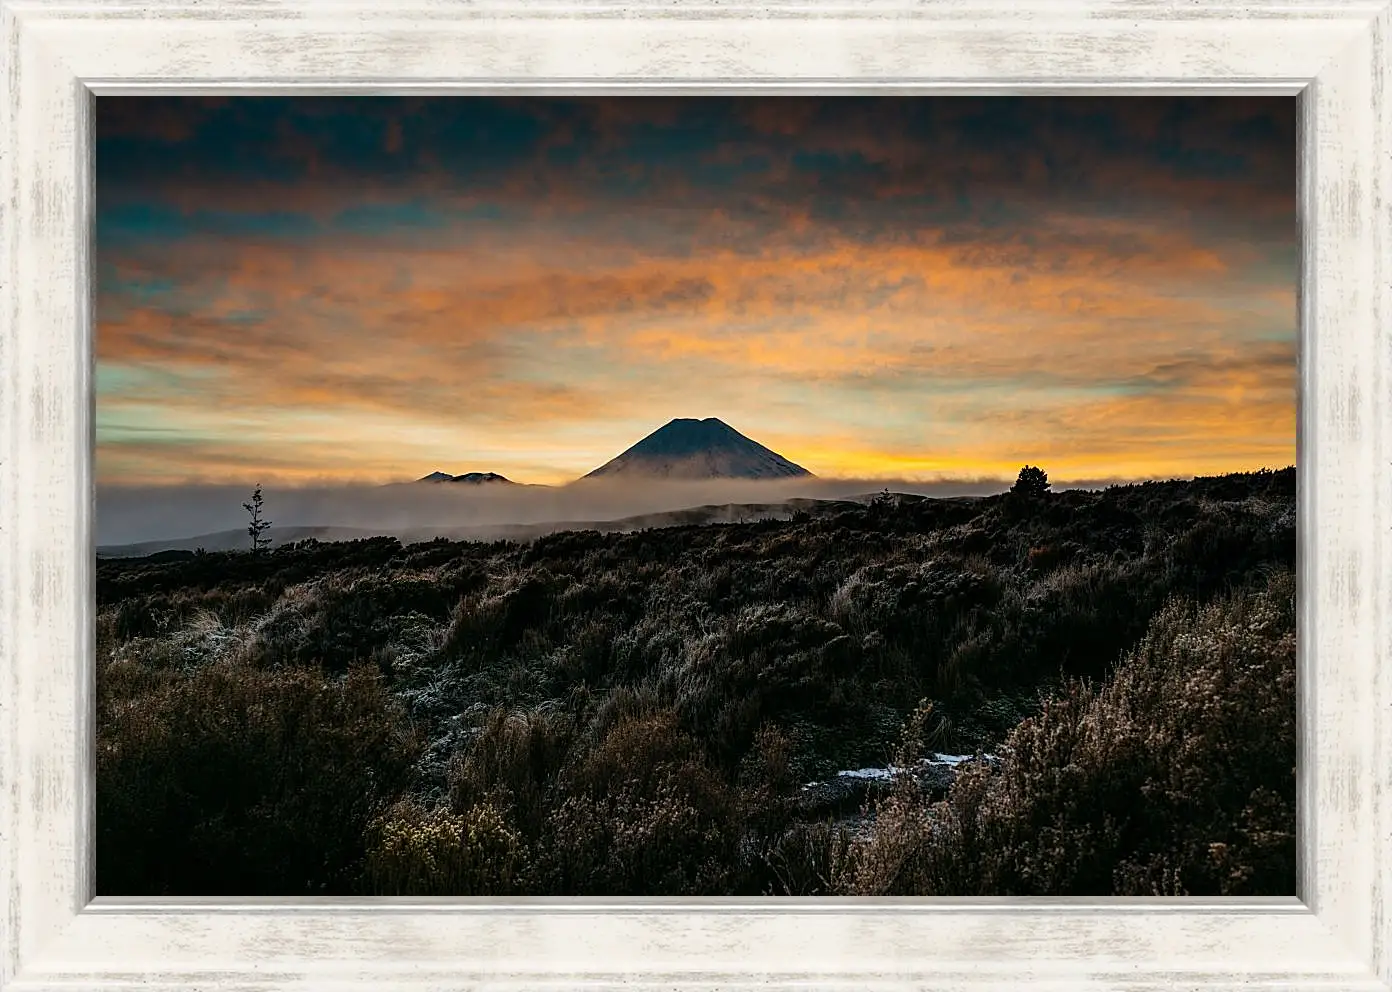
[2,1,1389,989]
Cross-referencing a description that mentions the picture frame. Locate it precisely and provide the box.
[2,0,1389,988]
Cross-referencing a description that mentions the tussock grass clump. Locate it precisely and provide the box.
[761,819,858,896]
[448,706,575,841]
[529,707,745,895]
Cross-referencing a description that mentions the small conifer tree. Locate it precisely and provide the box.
[243,484,272,552]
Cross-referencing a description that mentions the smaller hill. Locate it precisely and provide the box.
[417,471,516,485]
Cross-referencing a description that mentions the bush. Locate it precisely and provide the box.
[96,659,421,895]
[364,798,522,895]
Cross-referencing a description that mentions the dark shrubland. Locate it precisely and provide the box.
[95,468,1296,895]
[839,570,1295,896]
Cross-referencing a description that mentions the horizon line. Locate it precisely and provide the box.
[97,464,1297,492]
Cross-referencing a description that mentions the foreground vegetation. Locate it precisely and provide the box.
[96,468,1296,895]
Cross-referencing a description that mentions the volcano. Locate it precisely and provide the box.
[581,418,813,481]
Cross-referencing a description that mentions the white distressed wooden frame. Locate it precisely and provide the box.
[1,0,1388,988]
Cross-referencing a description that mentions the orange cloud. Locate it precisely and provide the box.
[97,209,1294,487]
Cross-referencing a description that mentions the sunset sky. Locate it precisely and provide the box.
[96,96,1295,488]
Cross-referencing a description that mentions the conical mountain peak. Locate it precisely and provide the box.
[582,418,813,481]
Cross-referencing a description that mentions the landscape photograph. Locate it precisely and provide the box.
[95,95,1296,897]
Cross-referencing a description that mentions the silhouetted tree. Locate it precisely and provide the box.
[1012,466,1050,498]
[870,487,896,511]
[243,484,272,552]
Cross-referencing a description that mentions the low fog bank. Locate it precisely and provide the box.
[96,474,1136,549]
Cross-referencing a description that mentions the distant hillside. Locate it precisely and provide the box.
[95,496,870,559]
[96,525,382,559]
[583,418,813,481]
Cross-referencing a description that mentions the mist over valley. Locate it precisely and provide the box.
[98,418,1129,554]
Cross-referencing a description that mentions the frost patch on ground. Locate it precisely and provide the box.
[930,753,983,767]
[805,752,997,789]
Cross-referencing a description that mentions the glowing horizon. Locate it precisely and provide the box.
[96,97,1296,487]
